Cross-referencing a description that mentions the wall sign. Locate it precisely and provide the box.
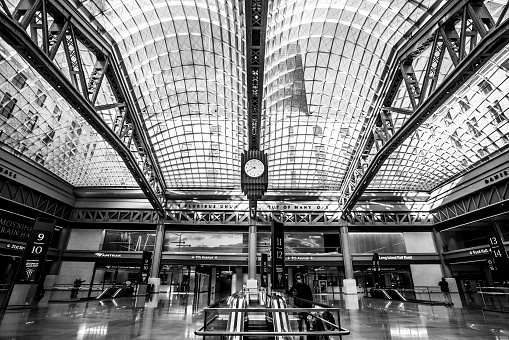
[0,209,34,242]
[139,251,152,284]
[372,253,382,287]
[486,227,509,285]
[287,256,314,260]
[6,243,25,251]
[261,253,268,287]
[94,253,122,258]
[379,255,413,260]
[15,217,55,283]
[191,255,218,260]
[167,200,341,212]
[271,220,285,289]
[0,163,19,180]
[469,248,490,255]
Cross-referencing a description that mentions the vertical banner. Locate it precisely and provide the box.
[486,227,509,285]
[372,252,382,288]
[16,217,55,283]
[139,251,152,284]
[271,220,285,289]
[261,253,268,287]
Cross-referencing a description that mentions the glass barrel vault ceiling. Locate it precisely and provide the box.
[0,39,138,187]
[261,0,435,190]
[81,0,248,189]
[0,0,509,198]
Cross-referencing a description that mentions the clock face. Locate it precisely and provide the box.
[245,159,265,178]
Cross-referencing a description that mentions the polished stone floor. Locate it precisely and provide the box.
[1,292,508,340]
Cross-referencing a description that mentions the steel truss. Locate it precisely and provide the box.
[0,176,72,220]
[71,208,430,227]
[344,211,434,226]
[0,0,166,215]
[432,177,509,227]
[342,0,509,214]
[245,0,268,150]
[71,209,159,224]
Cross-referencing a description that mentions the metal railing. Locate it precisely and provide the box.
[478,286,509,312]
[195,290,350,339]
[48,283,116,301]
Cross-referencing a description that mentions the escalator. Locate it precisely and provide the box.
[195,290,349,339]
[96,286,134,299]
[369,288,392,300]
[96,287,118,299]
[385,289,408,301]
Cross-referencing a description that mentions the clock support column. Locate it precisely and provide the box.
[248,199,257,280]
[248,223,257,279]
[241,151,268,301]
[246,199,259,301]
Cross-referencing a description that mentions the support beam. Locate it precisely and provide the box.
[343,18,509,214]
[432,177,509,229]
[245,0,268,151]
[0,11,165,215]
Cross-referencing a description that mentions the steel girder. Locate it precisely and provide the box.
[162,210,344,225]
[71,209,159,224]
[0,176,73,220]
[432,177,509,228]
[71,208,432,227]
[244,0,269,215]
[245,0,268,151]
[344,211,434,226]
[338,0,470,207]
[342,1,509,214]
[0,0,167,215]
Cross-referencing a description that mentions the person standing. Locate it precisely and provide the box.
[287,273,313,333]
[71,278,85,299]
[438,277,452,306]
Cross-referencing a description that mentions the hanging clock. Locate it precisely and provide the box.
[244,159,265,178]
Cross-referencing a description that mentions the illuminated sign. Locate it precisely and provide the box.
[379,255,413,260]
[271,220,285,289]
[286,256,314,261]
[94,253,122,258]
[6,243,25,251]
[192,255,218,260]
[469,248,490,255]
[16,218,55,284]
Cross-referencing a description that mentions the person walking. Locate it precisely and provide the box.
[438,277,453,306]
[287,273,313,335]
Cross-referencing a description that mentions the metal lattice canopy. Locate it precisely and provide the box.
[1,0,509,208]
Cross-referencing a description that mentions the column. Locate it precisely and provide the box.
[231,270,237,295]
[432,228,452,277]
[340,221,357,294]
[40,225,70,305]
[49,225,70,275]
[248,223,257,279]
[433,228,462,305]
[148,216,165,293]
[210,267,217,304]
[287,267,293,288]
[246,218,258,300]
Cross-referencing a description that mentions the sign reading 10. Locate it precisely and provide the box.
[31,233,46,255]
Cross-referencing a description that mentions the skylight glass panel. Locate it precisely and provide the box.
[0,39,138,187]
[261,0,433,190]
[370,44,509,191]
[82,0,248,189]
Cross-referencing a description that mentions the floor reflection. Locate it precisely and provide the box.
[0,293,508,339]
